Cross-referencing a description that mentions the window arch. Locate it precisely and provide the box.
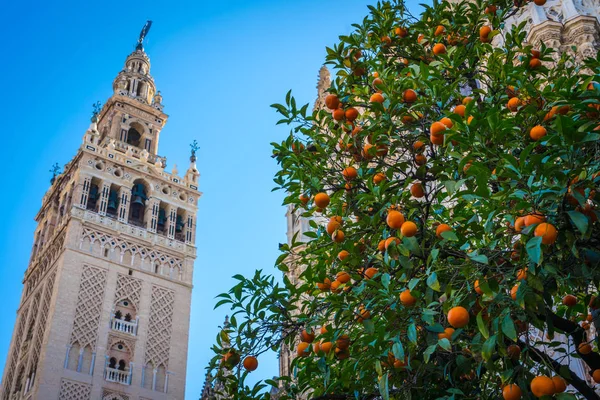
[125,122,145,148]
[129,179,149,227]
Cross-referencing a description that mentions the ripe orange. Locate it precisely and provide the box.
[434,25,445,36]
[530,376,555,398]
[345,107,359,121]
[317,278,331,291]
[243,356,259,372]
[578,342,592,354]
[511,284,519,300]
[415,154,427,166]
[333,108,345,121]
[479,26,492,39]
[372,78,383,88]
[400,289,417,306]
[381,35,392,45]
[332,230,345,243]
[462,97,473,105]
[387,210,406,229]
[474,280,483,295]
[438,327,455,340]
[297,341,311,357]
[430,121,447,136]
[448,306,470,328]
[357,306,371,322]
[413,140,425,151]
[336,334,350,349]
[485,4,497,14]
[502,384,522,400]
[467,115,474,125]
[524,212,546,226]
[325,94,340,110]
[430,133,444,145]
[534,223,558,245]
[593,369,600,383]
[320,341,333,354]
[326,216,342,235]
[401,221,418,237]
[373,172,386,185]
[529,125,547,141]
[531,49,541,58]
[335,347,350,360]
[384,236,400,250]
[454,105,466,117]
[552,376,567,393]
[330,280,342,293]
[563,294,577,307]
[370,93,385,104]
[507,97,521,111]
[436,223,452,238]
[411,182,425,198]
[342,166,358,181]
[433,43,447,55]
[514,216,526,232]
[440,117,453,129]
[364,267,378,279]
[507,344,521,360]
[377,239,386,252]
[516,268,527,281]
[314,192,330,208]
[300,329,315,343]
[299,194,309,205]
[403,89,418,103]
[338,250,350,261]
[529,58,542,69]
[336,271,351,284]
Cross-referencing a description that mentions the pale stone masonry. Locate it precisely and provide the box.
[1,29,201,400]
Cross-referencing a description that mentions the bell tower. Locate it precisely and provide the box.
[1,22,201,400]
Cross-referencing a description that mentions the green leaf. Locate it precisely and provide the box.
[556,393,577,400]
[408,323,418,345]
[502,314,517,341]
[567,210,589,235]
[423,344,437,363]
[378,374,389,400]
[392,342,405,360]
[476,312,489,339]
[481,335,497,361]
[468,253,488,264]
[441,231,459,241]
[427,272,441,291]
[438,338,452,351]
[526,236,543,265]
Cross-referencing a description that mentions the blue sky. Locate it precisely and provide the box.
[0,0,425,397]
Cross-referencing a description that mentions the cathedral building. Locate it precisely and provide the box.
[1,24,200,400]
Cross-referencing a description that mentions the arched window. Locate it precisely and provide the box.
[126,127,141,147]
[129,180,148,227]
[118,359,126,371]
[87,178,101,211]
[109,357,117,369]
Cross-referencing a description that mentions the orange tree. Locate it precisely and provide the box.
[209,0,600,398]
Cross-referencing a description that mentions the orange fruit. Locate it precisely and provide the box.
[326,216,342,235]
[552,376,567,393]
[415,154,427,165]
[384,236,400,250]
[373,173,386,185]
[467,115,474,125]
[440,117,453,129]
[300,329,315,343]
[462,97,473,105]
[336,271,351,284]
[511,284,519,300]
[336,334,350,349]
[330,280,341,293]
[400,289,417,306]
[582,321,591,330]
[531,49,541,58]
[530,376,555,398]
[387,210,406,229]
[474,280,483,295]
[411,182,425,198]
[502,384,522,400]
[430,133,444,145]
[333,108,345,121]
[507,344,521,361]
[342,166,358,181]
[370,93,385,104]
[372,78,383,88]
[403,89,418,103]
[485,4,497,14]
[529,58,542,69]
[436,223,452,238]
[448,306,470,328]
[593,369,600,383]
[381,35,392,45]
[401,221,418,237]
[479,26,492,39]
[413,140,425,151]
[433,43,447,55]
[514,216,526,232]
[297,341,311,357]
[438,327,455,340]
[534,223,558,245]
[529,125,547,141]
[578,342,592,354]
[364,267,378,279]
[338,250,350,261]
[317,278,331,291]
[325,94,340,110]
[395,27,408,37]
[314,192,330,208]
[357,306,371,322]
[332,230,345,243]
[507,97,520,111]
[516,268,527,281]
[454,105,466,117]
[377,239,386,252]
[434,25,445,36]
[243,356,259,371]
[430,121,447,136]
[320,341,333,354]
[334,347,350,360]
[524,212,546,226]
[563,294,577,307]
[345,107,359,121]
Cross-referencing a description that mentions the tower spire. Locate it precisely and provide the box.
[136,20,153,51]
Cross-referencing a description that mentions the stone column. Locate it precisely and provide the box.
[146,198,160,233]
[166,205,177,240]
[185,212,195,245]
[117,187,131,223]
[77,175,92,208]
[97,181,110,216]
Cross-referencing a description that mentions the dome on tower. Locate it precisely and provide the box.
[113,48,157,106]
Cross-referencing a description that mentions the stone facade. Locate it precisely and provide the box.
[1,35,201,400]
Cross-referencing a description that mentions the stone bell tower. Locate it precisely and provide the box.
[1,22,201,400]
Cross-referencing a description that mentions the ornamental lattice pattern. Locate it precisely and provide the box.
[0,303,29,400]
[101,388,130,400]
[58,378,91,400]
[113,273,142,310]
[144,285,175,368]
[28,269,58,378]
[80,227,183,280]
[24,231,65,300]
[69,265,107,348]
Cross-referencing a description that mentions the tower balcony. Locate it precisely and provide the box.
[104,367,131,385]
[110,316,138,336]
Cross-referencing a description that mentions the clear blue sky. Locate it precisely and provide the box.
[0,0,425,398]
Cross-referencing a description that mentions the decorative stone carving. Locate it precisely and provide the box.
[144,285,175,369]
[69,265,107,349]
[58,378,91,400]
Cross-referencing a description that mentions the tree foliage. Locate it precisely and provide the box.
[209,0,600,398]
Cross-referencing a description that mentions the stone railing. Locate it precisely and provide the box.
[111,317,138,336]
[104,367,131,385]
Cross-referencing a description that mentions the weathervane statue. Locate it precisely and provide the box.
[136,20,153,50]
